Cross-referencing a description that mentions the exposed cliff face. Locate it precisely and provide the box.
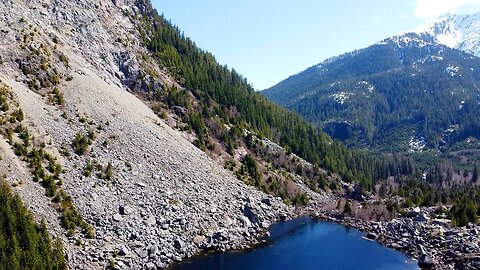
[0,1,290,269]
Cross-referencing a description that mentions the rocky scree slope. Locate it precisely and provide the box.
[0,0,290,269]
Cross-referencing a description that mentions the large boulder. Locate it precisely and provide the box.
[405,207,421,218]
[242,203,259,224]
[173,238,184,250]
[414,214,429,222]
[118,246,130,256]
[365,232,377,240]
[418,254,435,269]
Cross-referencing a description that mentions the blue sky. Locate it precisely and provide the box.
[151,0,480,90]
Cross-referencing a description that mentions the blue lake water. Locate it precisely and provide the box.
[172,217,419,270]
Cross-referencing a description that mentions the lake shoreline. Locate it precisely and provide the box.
[169,216,418,270]
[167,196,480,270]
[303,205,479,270]
[166,211,417,270]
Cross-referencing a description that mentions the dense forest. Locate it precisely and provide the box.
[0,180,66,269]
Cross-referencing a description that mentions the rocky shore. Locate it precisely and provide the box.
[309,206,480,270]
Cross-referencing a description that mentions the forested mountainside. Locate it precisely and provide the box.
[131,0,390,190]
[263,33,480,155]
[132,2,480,224]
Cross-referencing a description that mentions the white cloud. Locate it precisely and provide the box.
[413,0,480,19]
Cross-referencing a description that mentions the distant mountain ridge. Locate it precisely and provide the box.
[414,11,480,57]
[263,24,480,153]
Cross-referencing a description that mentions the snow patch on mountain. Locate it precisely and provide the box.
[388,34,432,48]
[414,12,480,57]
[444,125,458,134]
[357,81,374,93]
[436,32,463,48]
[331,92,352,105]
[329,81,341,87]
[408,136,427,153]
[415,55,445,67]
[445,65,460,76]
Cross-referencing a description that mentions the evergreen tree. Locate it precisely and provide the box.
[344,200,352,215]
[0,180,66,269]
[472,164,479,183]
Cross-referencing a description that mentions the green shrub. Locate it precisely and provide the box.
[72,132,92,155]
[42,175,57,197]
[83,162,93,177]
[10,109,24,122]
[50,88,64,106]
[13,142,27,156]
[59,53,69,67]
[106,162,113,180]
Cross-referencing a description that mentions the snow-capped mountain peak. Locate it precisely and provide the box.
[386,33,433,48]
[414,11,480,57]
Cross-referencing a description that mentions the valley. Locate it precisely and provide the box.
[0,1,479,270]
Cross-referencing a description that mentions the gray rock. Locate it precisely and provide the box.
[135,182,147,187]
[118,246,130,256]
[223,216,233,227]
[173,238,184,250]
[193,235,205,245]
[116,260,125,269]
[366,232,377,240]
[172,106,187,115]
[414,214,429,222]
[261,198,272,206]
[240,216,251,227]
[146,216,156,226]
[147,244,158,255]
[417,254,435,269]
[137,249,148,258]
[145,262,156,270]
[119,205,134,215]
[113,214,122,222]
[242,203,258,224]
[176,218,186,226]
[129,232,139,240]
[405,207,421,218]
[156,260,166,269]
